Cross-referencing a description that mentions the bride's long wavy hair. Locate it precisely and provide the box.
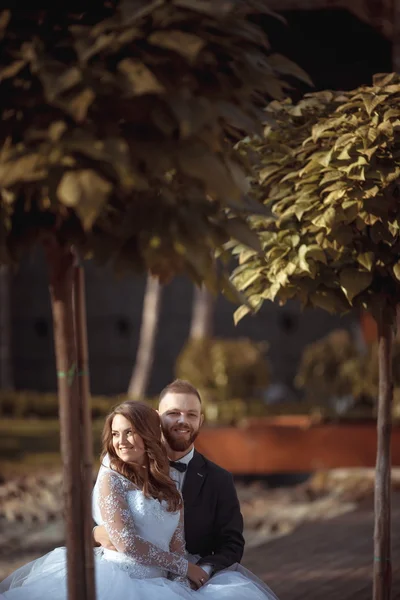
[101,401,182,512]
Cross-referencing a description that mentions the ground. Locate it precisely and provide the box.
[0,469,399,598]
[243,492,400,599]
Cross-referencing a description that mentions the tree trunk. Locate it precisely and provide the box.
[73,262,95,600]
[0,265,13,390]
[393,0,400,73]
[45,238,88,600]
[128,274,161,398]
[373,318,393,600]
[190,285,214,340]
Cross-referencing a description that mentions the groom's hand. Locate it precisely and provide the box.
[187,563,210,590]
[93,525,117,551]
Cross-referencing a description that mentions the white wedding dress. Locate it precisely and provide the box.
[0,467,278,600]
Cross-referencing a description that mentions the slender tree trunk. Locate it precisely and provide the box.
[73,261,95,600]
[373,318,393,600]
[190,285,214,340]
[0,265,13,390]
[128,274,161,398]
[45,238,87,600]
[393,0,400,74]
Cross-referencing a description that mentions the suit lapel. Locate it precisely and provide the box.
[182,449,207,508]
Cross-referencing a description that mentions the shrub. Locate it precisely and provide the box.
[295,330,366,406]
[0,391,119,419]
[295,329,400,418]
[176,337,270,403]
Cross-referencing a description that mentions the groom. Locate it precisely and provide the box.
[93,379,244,578]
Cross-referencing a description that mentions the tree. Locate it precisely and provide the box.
[190,284,215,340]
[127,274,162,399]
[0,4,309,600]
[233,72,400,600]
[0,265,13,391]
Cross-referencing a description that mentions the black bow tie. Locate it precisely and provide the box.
[169,461,187,473]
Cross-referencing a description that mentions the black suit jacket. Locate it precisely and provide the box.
[181,450,244,572]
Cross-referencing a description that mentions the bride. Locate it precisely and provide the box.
[0,401,278,599]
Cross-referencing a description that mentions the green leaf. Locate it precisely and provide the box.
[233,304,252,325]
[357,252,374,271]
[312,116,345,142]
[173,0,230,17]
[259,164,281,183]
[310,289,349,313]
[361,93,387,116]
[305,244,328,264]
[177,147,240,203]
[57,170,112,230]
[233,267,263,292]
[221,275,251,308]
[0,10,10,32]
[370,221,394,245]
[337,146,352,161]
[149,31,205,64]
[0,153,46,187]
[298,244,317,275]
[118,59,165,95]
[262,281,281,302]
[238,247,259,264]
[223,218,262,253]
[68,88,95,122]
[294,202,310,221]
[311,207,337,229]
[218,102,258,134]
[0,59,25,81]
[393,262,400,281]
[339,268,372,303]
[323,188,346,204]
[267,53,313,87]
[317,149,334,168]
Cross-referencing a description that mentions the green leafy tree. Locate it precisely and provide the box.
[0,4,309,600]
[233,72,400,600]
[0,3,310,285]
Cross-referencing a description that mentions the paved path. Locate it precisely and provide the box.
[243,492,400,599]
[1,487,399,598]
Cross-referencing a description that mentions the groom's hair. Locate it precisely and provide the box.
[159,379,202,404]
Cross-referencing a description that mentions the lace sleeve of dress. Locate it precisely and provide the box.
[170,507,186,556]
[169,507,190,587]
[97,468,188,577]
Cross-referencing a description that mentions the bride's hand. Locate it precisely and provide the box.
[93,525,117,551]
[187,563,210,589]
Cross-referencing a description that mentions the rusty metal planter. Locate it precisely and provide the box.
[195,416,400,474]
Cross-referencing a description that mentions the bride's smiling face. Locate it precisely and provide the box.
[111,414,146,465]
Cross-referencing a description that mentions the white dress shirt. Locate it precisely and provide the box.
[169,447,194,492]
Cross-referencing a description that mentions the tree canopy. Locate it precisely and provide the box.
[232,72,400,324]
[0,2,310,295]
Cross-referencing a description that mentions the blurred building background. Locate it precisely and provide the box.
[7,5,392,396]
[11,250,353,395]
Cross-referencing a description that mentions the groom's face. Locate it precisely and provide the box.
[158,393,204,452]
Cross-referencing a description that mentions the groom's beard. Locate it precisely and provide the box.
[161,423,200,452]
